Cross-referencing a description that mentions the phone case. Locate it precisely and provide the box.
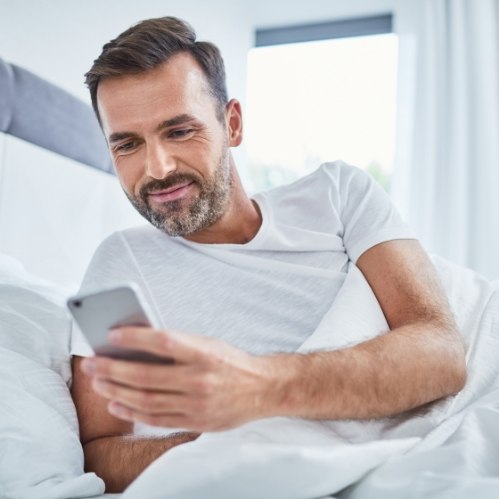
[67,284,171,363]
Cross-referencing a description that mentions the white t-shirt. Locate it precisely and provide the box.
[71,162,416,357]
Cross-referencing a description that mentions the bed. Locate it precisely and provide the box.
[1,57,499,499]
[0,56,125,499]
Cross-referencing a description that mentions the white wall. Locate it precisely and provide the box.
[0,0,409,143]
[1,0,431,287]
[0,0,253,103]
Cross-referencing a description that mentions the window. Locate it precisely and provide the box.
[245,15,397,192]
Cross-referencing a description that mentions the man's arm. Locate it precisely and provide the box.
[71,356,199,492]
[267,239,467,419]
[81,239,467,430]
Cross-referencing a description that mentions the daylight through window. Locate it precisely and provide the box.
[245,32,398,192]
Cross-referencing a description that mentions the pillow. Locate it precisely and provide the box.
[0,253,104,498]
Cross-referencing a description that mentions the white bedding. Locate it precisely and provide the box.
[120,257,499,499]
[0,254,105,499]
[342,274,499,499]
[1,254,498,498]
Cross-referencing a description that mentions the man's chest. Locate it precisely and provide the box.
[138,249,347,355]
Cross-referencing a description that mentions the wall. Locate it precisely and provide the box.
[0,0,253,103]
[1,0,426,287]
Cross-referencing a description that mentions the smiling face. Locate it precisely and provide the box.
[96,52,242,237]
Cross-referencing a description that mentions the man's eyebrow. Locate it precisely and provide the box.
[108,114,197,144]
[108,131,136,144]
[156,114,197,132]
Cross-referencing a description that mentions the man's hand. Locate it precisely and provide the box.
[81,329,273,432]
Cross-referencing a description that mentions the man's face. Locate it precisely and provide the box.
[97,53,235,237]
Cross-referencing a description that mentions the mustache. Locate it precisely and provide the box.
[139,173,200,200]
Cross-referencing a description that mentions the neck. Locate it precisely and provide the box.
[182,163,262,245]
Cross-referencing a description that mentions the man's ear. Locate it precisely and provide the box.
[225,99,243,147]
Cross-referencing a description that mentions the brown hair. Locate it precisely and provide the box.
[85,16,228,124]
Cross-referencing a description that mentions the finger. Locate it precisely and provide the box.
[108,402,197,430]
[81,357,194,391]
[92,378,187,414]
[109,327,209,364]
[107,327,177,361]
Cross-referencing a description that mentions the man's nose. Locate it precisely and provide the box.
[145,143,176,179]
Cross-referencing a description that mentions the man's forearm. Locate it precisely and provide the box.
[263,321,467,420]
[84,432,200,492]
[83,313,467,432]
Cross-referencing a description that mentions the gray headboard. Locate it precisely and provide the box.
[0,57,113,174]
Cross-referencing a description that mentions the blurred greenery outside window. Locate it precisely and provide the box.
[245,18,397,194]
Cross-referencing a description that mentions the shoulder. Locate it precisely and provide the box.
[258,161,368,209]
[252,162,356,231]
[94,224,161,254]
[80,224,160,292]
[317,161,374,191]
[261,161,366,196]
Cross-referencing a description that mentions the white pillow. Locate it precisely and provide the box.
[0,253,104,498]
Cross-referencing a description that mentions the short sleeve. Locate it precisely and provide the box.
[70,321,93,357]
[322,162,417,263]
[78,231,142,293]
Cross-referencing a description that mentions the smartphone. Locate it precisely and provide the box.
[67,283,173,364]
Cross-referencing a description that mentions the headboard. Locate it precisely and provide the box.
[0,56,113,173]
[0,57,141,290]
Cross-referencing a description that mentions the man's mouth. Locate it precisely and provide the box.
[148,181,195,203]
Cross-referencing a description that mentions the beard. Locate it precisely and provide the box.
[125,147,232,237]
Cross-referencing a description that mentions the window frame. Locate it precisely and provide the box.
[255,14,393,47]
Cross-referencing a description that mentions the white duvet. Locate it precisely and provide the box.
[0,255,105,499]
[1,255,498,499]
[121,257,499,499]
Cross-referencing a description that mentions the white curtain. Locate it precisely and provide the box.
[392,0,499,279]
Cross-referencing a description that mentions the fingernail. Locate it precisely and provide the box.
[93,379,106,392]
[81,359,96,374]
[109,403,125,417]
[109,329,122,343]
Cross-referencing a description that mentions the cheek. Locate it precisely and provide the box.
[114,156,143,196]
[193,140,226,176]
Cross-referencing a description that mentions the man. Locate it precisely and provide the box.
[71,16,466,493]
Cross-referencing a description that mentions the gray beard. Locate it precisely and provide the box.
[126,148,232,237]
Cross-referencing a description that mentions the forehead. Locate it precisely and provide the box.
[97,53,217,135]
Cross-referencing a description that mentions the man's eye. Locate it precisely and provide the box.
[170,129,194,139]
